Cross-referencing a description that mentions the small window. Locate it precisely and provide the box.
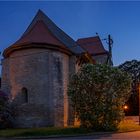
[21,87,28,103]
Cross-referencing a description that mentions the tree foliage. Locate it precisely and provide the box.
[68,64,132,131]
[0,91,13,128]
[119,60,140,86]
[119,60,140,115]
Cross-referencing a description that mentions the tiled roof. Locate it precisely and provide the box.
[13,20,65,47]
[77,36,108,56]
[3,10,85,57]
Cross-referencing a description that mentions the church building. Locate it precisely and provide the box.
[1,10,109,128]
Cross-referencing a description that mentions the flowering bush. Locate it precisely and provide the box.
[68,64,132,131]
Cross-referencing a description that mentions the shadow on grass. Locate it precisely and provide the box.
[0,127,92,137]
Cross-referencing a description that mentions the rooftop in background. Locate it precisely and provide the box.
[77,36,108,56]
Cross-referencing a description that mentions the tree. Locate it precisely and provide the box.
[0,91,13,128]
[68,64,132,131]
[119,60,140,115]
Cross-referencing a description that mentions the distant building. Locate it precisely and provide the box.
[1,10,109,128]
[77,36,109,64]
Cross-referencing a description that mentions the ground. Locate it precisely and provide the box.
[0,117,140,139]
[0,131,140,140]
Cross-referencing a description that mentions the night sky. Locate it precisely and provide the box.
[0,1,140,67]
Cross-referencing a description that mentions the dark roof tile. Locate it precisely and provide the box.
[77,36,108,55]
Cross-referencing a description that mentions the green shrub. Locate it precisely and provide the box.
[68,64,132,131]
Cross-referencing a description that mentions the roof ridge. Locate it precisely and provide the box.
[77,36,99,41]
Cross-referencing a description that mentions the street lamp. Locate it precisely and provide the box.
[123,105,128,110]
[123,105,128,115]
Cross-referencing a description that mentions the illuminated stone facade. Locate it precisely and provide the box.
[2,48,74,127]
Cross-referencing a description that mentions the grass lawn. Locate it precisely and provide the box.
[118,120,140,132]
[0,127,92,137]
[0,121,140,137]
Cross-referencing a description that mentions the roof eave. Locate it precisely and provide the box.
[91,51,109,56]
[3,42,73,58]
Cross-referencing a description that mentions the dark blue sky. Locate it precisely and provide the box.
[0,1,140,66]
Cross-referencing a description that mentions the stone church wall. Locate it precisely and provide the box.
[1,58,11,95]
[1,47,70,128]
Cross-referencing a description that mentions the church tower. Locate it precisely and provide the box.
[1,10,86,128]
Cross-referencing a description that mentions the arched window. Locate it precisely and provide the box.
[21,87,28,103]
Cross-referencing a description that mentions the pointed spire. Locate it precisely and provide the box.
[3,10,85,58]
[21,9,85,54]
[22,9,47,36]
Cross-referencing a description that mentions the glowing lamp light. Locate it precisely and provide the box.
[123,105,128,110]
